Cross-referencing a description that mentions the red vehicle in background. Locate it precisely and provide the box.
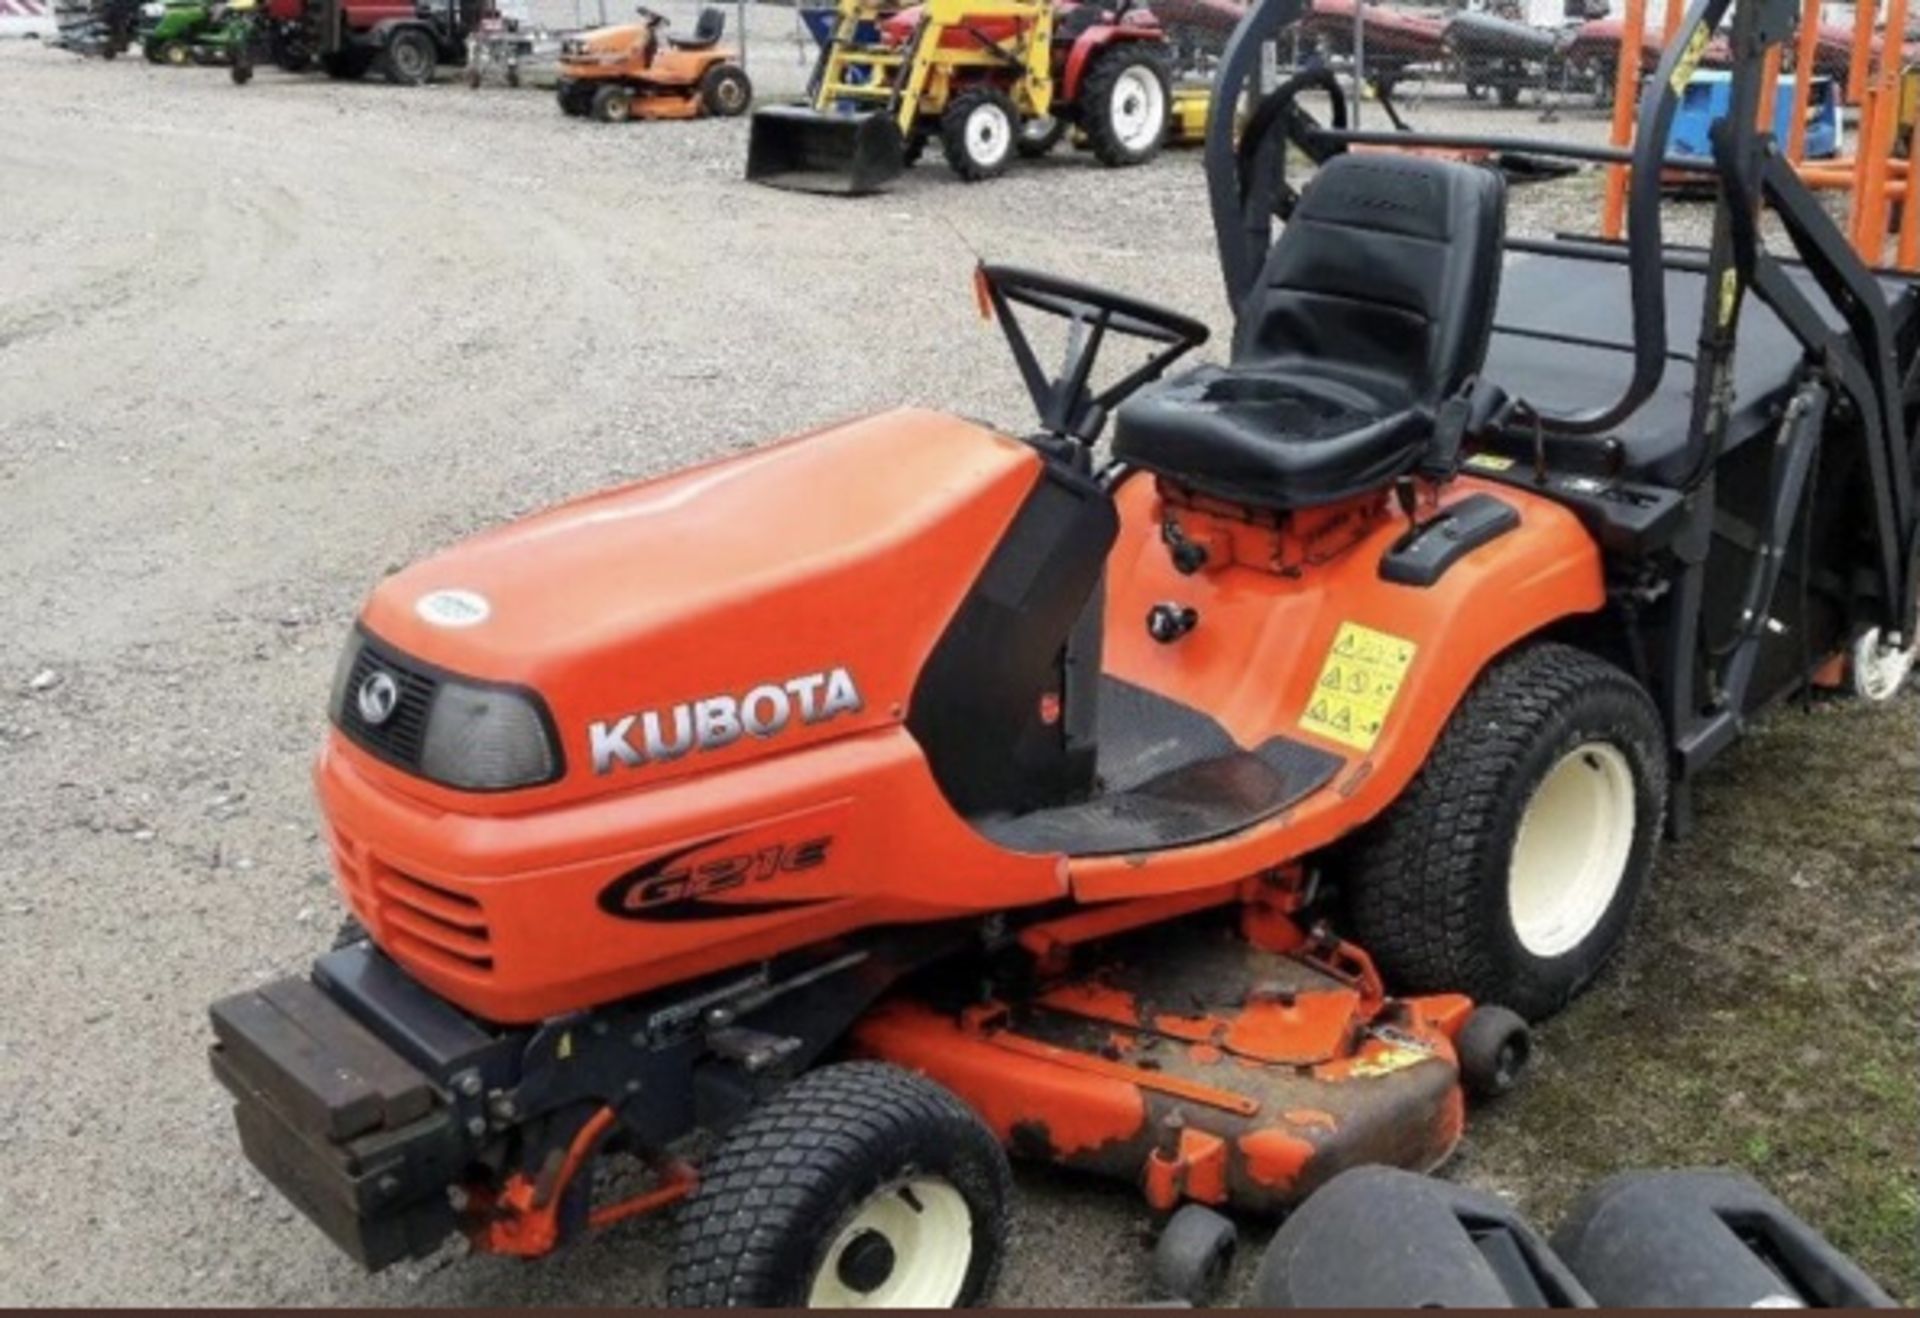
[1299,0,1446,94]
[242,0,485,81]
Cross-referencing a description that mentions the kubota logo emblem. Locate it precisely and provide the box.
[588,666,864,775]
[356,670,400,726]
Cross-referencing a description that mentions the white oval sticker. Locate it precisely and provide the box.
[416,589,491,629]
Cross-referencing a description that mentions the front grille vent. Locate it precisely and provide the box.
[336,643,438,771]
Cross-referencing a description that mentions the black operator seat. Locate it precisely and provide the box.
[1113,153,1508,509]
[670,6,724,48]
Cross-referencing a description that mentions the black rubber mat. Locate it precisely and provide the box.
[978,677,1343,857]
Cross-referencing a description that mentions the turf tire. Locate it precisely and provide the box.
[1341,642,1667,1021]
[666,1061,1011,1307]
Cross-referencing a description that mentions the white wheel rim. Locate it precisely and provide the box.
[1850,625,1917,702]
[1507,742,1637,959]
[966,103,1011,169]
[807,1177,973,1308]
[1109,66,1166,151]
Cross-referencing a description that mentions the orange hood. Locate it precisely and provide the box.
[356,408,1042,804]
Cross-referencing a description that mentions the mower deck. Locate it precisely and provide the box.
[855,914,1471,1215]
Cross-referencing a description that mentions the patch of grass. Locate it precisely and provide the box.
[1457,689,1920,1302]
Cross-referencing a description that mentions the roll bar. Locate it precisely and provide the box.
[1203,0,1738,436]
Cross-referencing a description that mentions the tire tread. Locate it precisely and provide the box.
[665,1061,1010,1307]
[1343,642,1667,1019]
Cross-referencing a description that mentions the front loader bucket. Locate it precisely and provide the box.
[747,105,906,195]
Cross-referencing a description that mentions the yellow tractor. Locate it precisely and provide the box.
[749,0,1203,192]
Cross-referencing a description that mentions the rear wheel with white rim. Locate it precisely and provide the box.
[940,87,1019,182]
[1080,44,1171,167]
[1342,642,1667,1022]
[666,1061,1011,1308]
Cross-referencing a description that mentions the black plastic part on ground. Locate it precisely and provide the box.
[1551,1169,1897,1308]
[1251,1165,1898,1308]
[1251,1166,1591,1308]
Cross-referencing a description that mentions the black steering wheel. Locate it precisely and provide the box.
[635,5,666,25]
[1236,66,1348,222]
[983,265,1209,348]
[977,264,1209,442]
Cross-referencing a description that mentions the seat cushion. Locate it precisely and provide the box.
[1110,154,1505,511]
[1236,154,1508,404]
[1113,363,1428,508]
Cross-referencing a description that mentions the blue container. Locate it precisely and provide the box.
[1667,71,1841,161]
[799,6,880,49]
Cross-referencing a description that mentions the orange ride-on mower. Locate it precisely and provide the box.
[554,5,750,123]
[209,0,1919,1305]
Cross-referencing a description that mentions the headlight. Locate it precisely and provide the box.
[418,679,557,791]
[328,628,562,792]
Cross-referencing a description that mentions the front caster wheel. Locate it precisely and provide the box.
[1152,1202,1238,1304]
[1342,642,1667,1022]
[1455,1004,1532,1100]
[666,1061,1011,1307]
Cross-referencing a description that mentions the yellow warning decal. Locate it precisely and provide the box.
[1301,622,1418,752]
[1464,452,1515,472]
[1669,24,1710,93]
[1350,1046,1430,1079]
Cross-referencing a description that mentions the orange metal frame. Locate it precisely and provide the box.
[1604,0,1920,270]
[471,1106,698,1257]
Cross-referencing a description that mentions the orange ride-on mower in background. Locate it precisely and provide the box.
[209,0,1919,1304]
[554,5,750,123]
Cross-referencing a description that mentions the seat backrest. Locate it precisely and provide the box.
[1234,153,1507,407]
[689,5,722,42]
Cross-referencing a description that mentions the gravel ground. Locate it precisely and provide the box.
[0,31,1913,1307]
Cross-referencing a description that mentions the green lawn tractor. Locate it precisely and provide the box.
[141,0,257,64]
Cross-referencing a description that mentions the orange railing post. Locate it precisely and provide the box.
[1786,0,1820,161]
[1853,0,1908,262]
[1758,42,1783,136]
[1603,0,1651,239]
[1899,106,1920,267]
[1850,0,1877,103]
